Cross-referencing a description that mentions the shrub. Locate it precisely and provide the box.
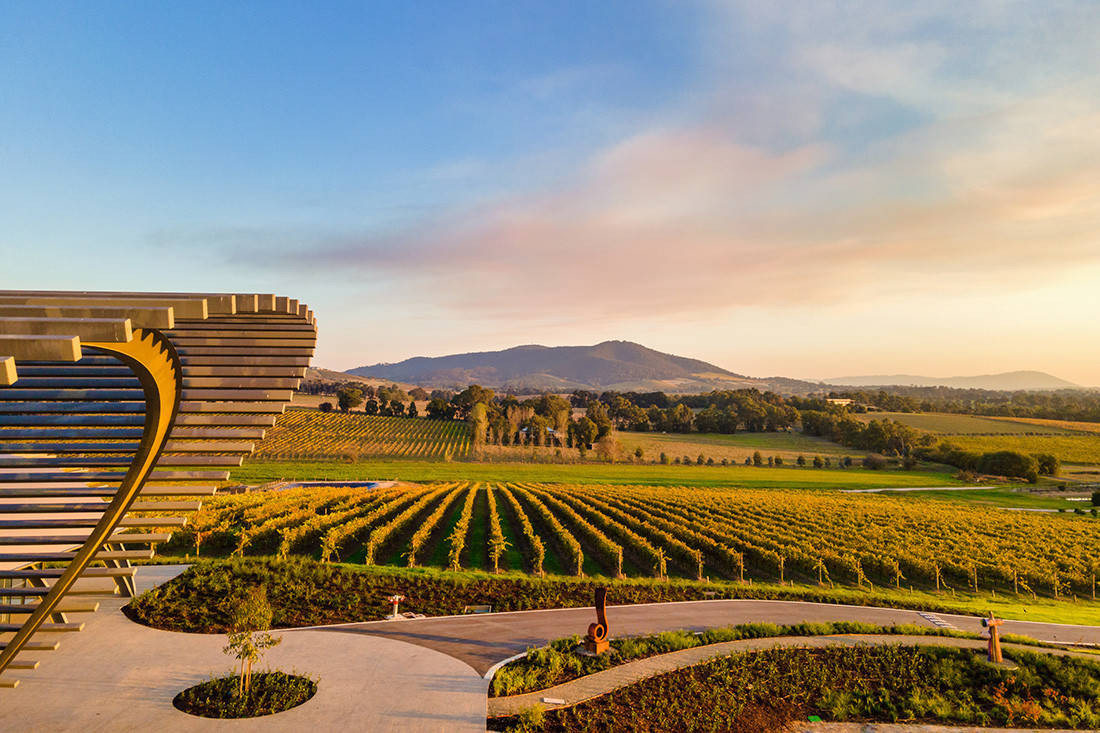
[977,451,1039,482]
[659,452,669,465]
[1033,453,1060,476]
[796,456,806,467]
[752,451,763,467]
[861,454,886,470]
[812,456,824,469]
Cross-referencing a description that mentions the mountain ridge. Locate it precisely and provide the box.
[822,370,1078,391]
[348,340,818,394]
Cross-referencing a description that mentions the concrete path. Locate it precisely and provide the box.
[2,566,487,732]
[487,633,1100,717]
[341,599,1100,676]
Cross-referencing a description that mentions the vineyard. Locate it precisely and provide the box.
[165,482,1100,600]
[253,411,471,460]
[942,434,1100,465]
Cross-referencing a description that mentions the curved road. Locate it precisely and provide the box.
[292,599,1100,676]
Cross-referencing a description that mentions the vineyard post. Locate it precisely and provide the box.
[934,564,941,592]
[736,551,744,583]
[655,548,667,580]
[695,551,704,582]
[615,548,624,579]
[777,555,785,585]
[1013,569,1018,595]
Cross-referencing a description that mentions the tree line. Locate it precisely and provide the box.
[827,386,1100,423]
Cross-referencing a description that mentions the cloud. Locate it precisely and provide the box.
[205,1,1100,327]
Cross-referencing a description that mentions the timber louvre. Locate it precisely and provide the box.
[0,291,316,688]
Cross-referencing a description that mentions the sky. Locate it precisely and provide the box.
[2,1,1099,385]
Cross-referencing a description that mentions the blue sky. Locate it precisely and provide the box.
[3,2,1099,384]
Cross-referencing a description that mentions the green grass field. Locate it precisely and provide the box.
[617,430,852,463]
[855,412,1077,435]
[231,459,960,489]
[943,434,1100,465]
[862,486,1090,511]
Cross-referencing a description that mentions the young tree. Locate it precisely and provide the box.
[223,586,281,697]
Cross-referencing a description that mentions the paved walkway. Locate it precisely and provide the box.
[341,599,1100,676]
[2,567,487,732]
[487,633,1100,716]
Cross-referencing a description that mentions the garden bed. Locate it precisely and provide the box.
[124,557,1003,634]
[173,672,316,719]
[491,646,1100,731]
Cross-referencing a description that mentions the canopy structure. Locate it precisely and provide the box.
[0,290,316,687]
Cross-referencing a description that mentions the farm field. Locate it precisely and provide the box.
[944,434,1100,465]
[253,410,471,460]
[854,411,1077,435]
[165,482,1100,605]
[230,458,961,489]
[987,416,1100,435]
[616,429,851,462]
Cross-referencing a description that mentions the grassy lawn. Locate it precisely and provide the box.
[231,459,961,489]
[854,412,1077,435]
[860,486,1092,511]
[617,430,852,462]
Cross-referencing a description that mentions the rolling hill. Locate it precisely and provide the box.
[347,340,818,394]
[823,370,1079,391]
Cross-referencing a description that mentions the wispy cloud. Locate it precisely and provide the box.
[195,1,1100,329]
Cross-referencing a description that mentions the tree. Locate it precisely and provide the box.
[222,586,281,697]
[752,451,763,467]
[813,455,825,469]
[569,416,598,450]
[409,387,430,401]
[319,402,334,413]
[1033,453,1060,476]
[336,387,364,412]
[363,398,379,415]
[469,402,489,448]
[796,455,806,467]
[407,401,419,418]
[426,397,454,420]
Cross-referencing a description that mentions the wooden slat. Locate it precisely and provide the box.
[0,356,15,386]
[0,601,99,614]
[0,567,135,579]
[0,389,144,401]
[0,305,174,329]
[178,401,285,414]
[0,532,171,545]
[0,296,207,319]
[0,401,145,414]
[181,389,294,401]
[0,429,143,438]
[0,317,132,343]
[0,623,83,632]
[0,549,153,562]
[0,336,80,362]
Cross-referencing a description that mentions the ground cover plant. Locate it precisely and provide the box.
[126,558,1100,633]
[495,645,1100,732]
[254,410,471,460]
[167,482,1100,601]
[615,429,851,463]
[173,672,316,719]
[488,621,1035,697]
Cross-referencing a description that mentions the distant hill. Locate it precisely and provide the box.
[347,340,819,394]
[822,371,1079,391]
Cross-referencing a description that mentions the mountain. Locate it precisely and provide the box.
[347,340,819,394]
[822,371,1079,391]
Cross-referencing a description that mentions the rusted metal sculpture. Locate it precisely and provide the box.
[583,587,610,654]
[981,612,1004,663]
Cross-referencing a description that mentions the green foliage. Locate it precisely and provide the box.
[336,387,363,412]
[173,672,316,719]
[489,621,1007,697]
[516,646,1100,732]
[223,586,281,696]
